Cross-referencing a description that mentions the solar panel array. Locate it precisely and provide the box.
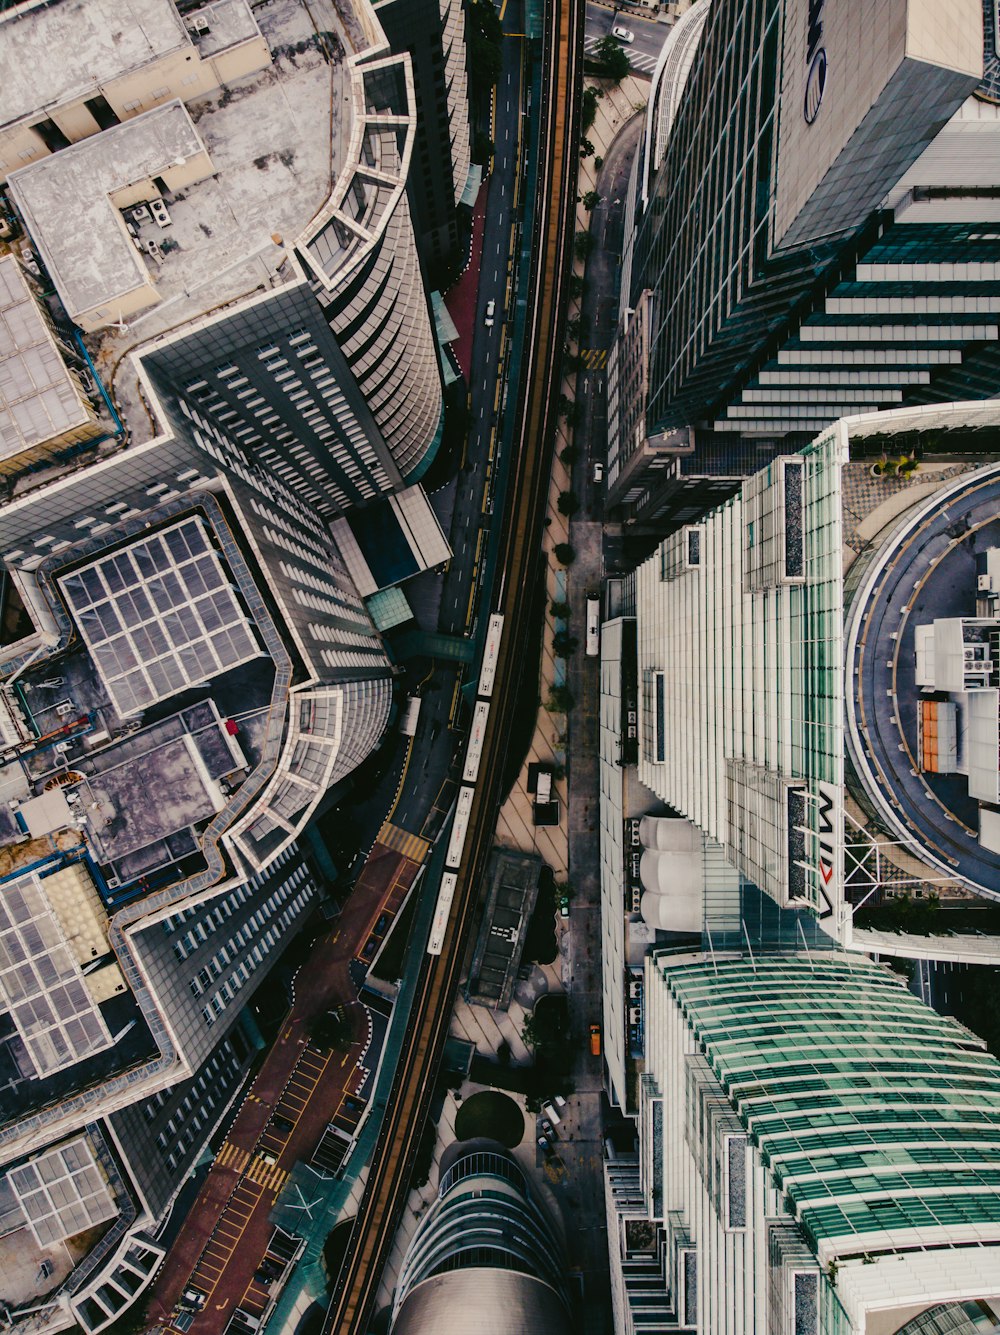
[8,1137,117,1247]
[0,873,113,1077]
[60,516,261,717]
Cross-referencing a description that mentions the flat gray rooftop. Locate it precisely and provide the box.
[0,256,93,460]
[467,850,543,1011]
[0,0,190,130]
[112,0,351,429]
[9,101,210,321]
[189,0,261,57]
[7,0,353,437]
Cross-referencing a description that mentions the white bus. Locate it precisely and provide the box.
[400,695,422,736]
[585,598,600,657]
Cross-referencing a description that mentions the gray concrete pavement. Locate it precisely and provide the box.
[531,88,650,1335]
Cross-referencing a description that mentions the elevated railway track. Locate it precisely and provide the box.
[322,3,583,1329]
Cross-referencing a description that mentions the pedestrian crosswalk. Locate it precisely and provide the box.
[215,1142,249,1174]
[584,34,658,76]
[579,347,609,370]
[245,1158,288,1193]
[378,821,431,863]
[214,1142,287,1193]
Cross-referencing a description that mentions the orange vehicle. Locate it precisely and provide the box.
[589,1023,602,1057]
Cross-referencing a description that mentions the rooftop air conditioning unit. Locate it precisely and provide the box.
[149,199,172,228]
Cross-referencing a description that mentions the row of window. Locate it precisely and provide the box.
[165,846,300,947]
[155,1042,246,1170]
[201,884,315,1028]
[187,864,312,988]
[145,1036,241,1127]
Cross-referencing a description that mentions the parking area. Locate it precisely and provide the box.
[145,833,428,1335]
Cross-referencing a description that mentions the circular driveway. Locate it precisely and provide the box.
[846,466,1000,898]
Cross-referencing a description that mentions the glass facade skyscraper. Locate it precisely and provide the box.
[391,1141,572,1335]
[612,0,1000,528]
[631,402,1000,949]
[605,948,1000,1335]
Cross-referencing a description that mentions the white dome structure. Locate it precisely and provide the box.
[637,817,704,933]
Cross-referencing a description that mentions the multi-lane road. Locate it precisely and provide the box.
[321,0,585,1329]
[583,0,670,76]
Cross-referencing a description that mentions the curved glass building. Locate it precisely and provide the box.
[606,949,1000,1335]
[391,1141,572,1335]
[630,401,1000,935]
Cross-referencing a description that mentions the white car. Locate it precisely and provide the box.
[612,25,634,43]
[484,299,496,328]
[593,462,605,483]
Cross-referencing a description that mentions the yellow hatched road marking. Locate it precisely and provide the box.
[216,1143,249,1173]
[378,821,430,862]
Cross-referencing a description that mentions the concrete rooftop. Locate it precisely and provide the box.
[0,256,93,460]
[0,0,190,130]
[10,102,211,323]
[9,0,354,413]
[104,0,351,405]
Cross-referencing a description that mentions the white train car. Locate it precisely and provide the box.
[445,784,474,872]
[478,613,504,698]
[430,613,506,956]
[427,872,458,956]
[463,700,490,784]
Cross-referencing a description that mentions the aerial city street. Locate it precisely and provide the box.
[2,1,1000,1334]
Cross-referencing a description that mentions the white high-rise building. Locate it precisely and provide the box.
[606,948,1000,1335]
[390,1141,572,1335]
[0,3,465,1324]
[0,428,392,1332]
[631,401,1000,944]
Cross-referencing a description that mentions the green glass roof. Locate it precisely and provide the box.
[657,951,1000,1251]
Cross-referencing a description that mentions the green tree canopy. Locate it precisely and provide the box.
[582,87,599,132]
[574,230,595,261]
[592,36,630,82]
